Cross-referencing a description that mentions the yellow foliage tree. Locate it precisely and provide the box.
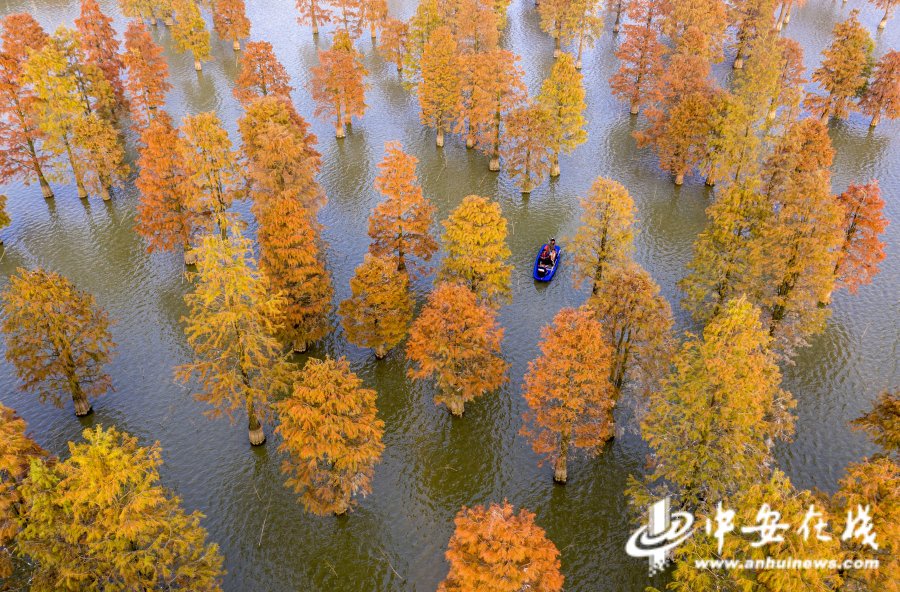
[339,254,413,359]
[438,195,513,309]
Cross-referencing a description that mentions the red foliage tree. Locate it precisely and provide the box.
[520,307,615,483]
[212,0,251,51]
[609,0,665,114]
[438,501,564,591]
[469,49,526,171]
[859,49,900,128]
[75,0,128,113]
[134,112,199,264]
[123,20,172,128]
[308,31,369,138]
[295,0,333,36]
[406,282,508,416]
[233,40,294,107]
[834,180,889,295]
[0,13,53,198]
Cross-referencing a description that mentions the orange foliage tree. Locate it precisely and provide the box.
[438,501,564,592]
[171,0,211,71]
[406,282,508,416]
[135,112,199,264]
[0,13,54,198]
[470,49,526,171]
[609,0,665,115]
[0,403,45,579]
[567,176,635,293]
[767,37,806,121]
[233,40,293,107]
[663,0,728,63]
[339,254,413,358]
[520,307,615,483]
[537,0,577,59]
[178,111,242,239]
[501,103,552,194]
[75,0,128,112]
[275,357,384,515]
[539,52,586,177]
[1,268,116,417]
[368,142,438,274]
[72,112,129,201]
[804,10,874,122]
[419,26,459,147]
[239,96,332,353]
[123,20,172,127]
[308,31,369,138]
[359,0,388,40]
[438,195,513,308]
[212,0,251,51]
[587,263,673,394]
[448,0,499,54]
[859,49,900,127]
[379,18,408,74]
[834,180,889,295]
[295,0,332,36]
[635,48,720,185]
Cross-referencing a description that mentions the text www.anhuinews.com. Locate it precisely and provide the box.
[695,558,880,570]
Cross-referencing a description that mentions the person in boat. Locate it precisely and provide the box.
[548,238,557,263]
[538,245,554,269]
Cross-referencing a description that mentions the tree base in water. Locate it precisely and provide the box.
[41,183,54,199]
[446,397,465,416]
[249,426,266,446]
[489,157,500,171]
[184,249,197,265]
[233,39,240,51]
[293,341,308,353]
[374,344,387,359]
[674,173,684,185]
[73,397,92,416]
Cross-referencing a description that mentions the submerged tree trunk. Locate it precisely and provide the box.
[100,185,111,201]
[333,491,350,515]
[576,36,584,69]
[445,387,465,416]
[28,137,53,198]
[550,152,560,177]
[149,11,157,25]
[335,103,346,138]
[374,343,387,359]
[553,23,562,58]
[871,111,881,127]
[775,1,788,31]
[247,400,265,445]
[63,137,88,199]
[184,245,197,265]
[613,2,623,32]
[880,9,889,29]
[293,340,308,353]
[69,375,92,416]
[554,435,569,483]
[674,173,685,185]
[233,39,241,51]
[733,45,744,69]
[489,110,501,171]
[164,12,174,25]
[436,125,444,147]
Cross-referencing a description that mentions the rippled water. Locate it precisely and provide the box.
[1,0,898,589]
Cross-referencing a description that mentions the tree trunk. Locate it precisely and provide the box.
[879,9,888,29]
[335,105,346,138]
[733,47,744,69]
[554,436,569,483]
[489,114,500,170]
[553,25,561,58]
[100,185,111,201]
[784,3,792,25]
[674,173,684,185]
[437,126,444,147]
[184,246,197,265]
[73,395,92,416]
[333,493,350,515]
[630,100,639,115]
[293,340,308,353]
[247,399,266,445]
[871,111,881,127]
[775,1,787,31]
[768,105,777,120]
[613,5,622,33]
[150,12,157,25]
[30,147,53,198]
[445,389,465,416]
[550,152,560,177]
[371,24,377,40]
[233,39,241,51]
[374,343,387,359]
[489,155,500,171]
[194,57,202,71]
[576,37,584,69]
[466,129,475,148]
[164,12,174,25]
[313,11,319,36]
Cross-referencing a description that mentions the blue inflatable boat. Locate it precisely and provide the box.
[533,244,561,282]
